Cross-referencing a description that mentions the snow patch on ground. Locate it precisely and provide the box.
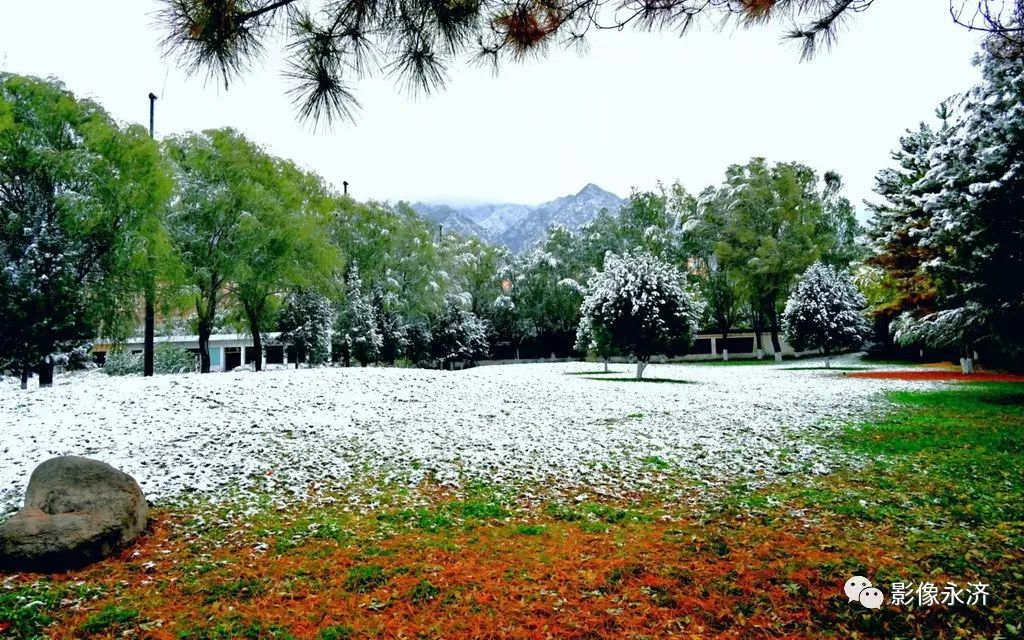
[0,357,934,513]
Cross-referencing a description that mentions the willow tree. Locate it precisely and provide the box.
[231,159,340,371]
[154,0,1015,124]
[165,128,279,372]
[0,74,171,388]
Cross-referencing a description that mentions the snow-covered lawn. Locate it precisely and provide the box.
[0,358,933,513]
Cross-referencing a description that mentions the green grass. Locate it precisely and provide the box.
[0,584,64,639]
[748,382,1024,587]
[316,625,354,640]
[839,383,1024,526]
[79,604,140,635]
[344,564,389,593]
[0,582,105,639]
[409,579,441,602]
[641,455,671,469]
[200,578,267,604]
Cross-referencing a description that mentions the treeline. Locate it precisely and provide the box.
[0,74,506,385]
[489,163,860,361]
[0,73,864,387]
[7,36,1018,386]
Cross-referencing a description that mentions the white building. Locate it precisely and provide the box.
[92,333,289,372]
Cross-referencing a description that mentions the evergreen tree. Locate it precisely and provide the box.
[893,42,1024,371]
[865,120,944,352]
[337,264,382,367]
[432,298,489,369]
[278,289,332,366]
[155,0,995,124]
[577,251,702,380]
[782,263,871,368]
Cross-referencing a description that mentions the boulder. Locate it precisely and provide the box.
[0,456,148,572]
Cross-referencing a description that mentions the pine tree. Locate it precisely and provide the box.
[894,41,1024,371]
[278,289,332,367]
[865,119,945,352]
[577,251,702,380]
[155,0,997,124]
[337,264,382,367]
[432,298,489,369]
[782,263,871,368]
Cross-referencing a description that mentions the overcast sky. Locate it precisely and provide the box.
[1,1,982,212]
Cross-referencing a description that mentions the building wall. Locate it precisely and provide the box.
[91,334,285,372]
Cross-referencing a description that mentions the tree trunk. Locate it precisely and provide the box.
[824,349,831,369]
[197,285,216,373]
[37,358,54,388]
[769,306,783,362]
[20,364,29,390]
[752,307,765,359]
[244,303,263,372]
[515,346,520,361]
[198,321,212,373]
[721,329,729,361]
[603,358,609,373]
[635,360,647,380]
[961,345,974,374]
[144,288,155,377]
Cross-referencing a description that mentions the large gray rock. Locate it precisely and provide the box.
[0,456,148,572]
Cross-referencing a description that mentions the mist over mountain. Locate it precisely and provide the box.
[413,184,624,252]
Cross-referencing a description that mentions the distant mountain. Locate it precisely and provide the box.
[412,184,624,252]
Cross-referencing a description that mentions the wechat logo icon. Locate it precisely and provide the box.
[845,575,884,609]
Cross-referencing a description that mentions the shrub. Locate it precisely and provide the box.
[155,343,198,374]
[104,349,143,376]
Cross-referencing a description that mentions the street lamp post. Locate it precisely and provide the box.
[143,92,157,378]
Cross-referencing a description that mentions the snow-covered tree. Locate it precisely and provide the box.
[277,289,332,367]
[373,288,408,365]
[403,319,433,366]
[904,42,1024,371]
[432,298,490,369]
[577,251,701,379]
[782,263,871,368]
[0,74,169,388]
[337,264,382,367]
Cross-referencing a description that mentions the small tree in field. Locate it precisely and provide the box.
[574,316,616,372]
[782,263,871,368]
[577,252,701,380]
